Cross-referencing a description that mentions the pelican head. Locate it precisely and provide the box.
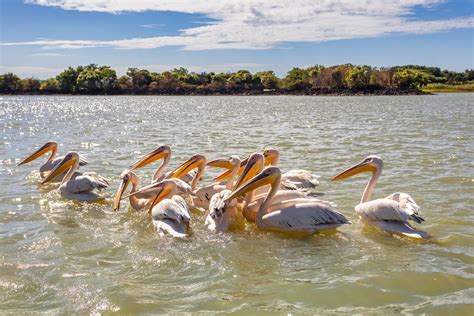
[332,155,383,181]
[41,151,79,184]
[130,145,171,170]
[214,155,248,182]
[233,153,264,189]
[207,155,241,170]
[146,180,177,214]
[169,154,206,179]
[18,141,58,166]
[263,148,280,166]
[225,166,281,202]
[113,169,137,211]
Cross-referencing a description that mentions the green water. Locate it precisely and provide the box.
[0,94,472,314]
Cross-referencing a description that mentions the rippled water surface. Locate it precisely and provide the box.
[1,94,473,314]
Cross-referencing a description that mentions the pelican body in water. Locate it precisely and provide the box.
[224,167,350,235]
[205,155,244,231]
[127,179,193,238]
[114,168,193,212]
[263,148,320,189]
[332,155,429,239]
[42,152,109,202]
[18,141,87,181]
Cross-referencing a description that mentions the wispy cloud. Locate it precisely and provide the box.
[7,1,474,51]
[30,53,67,57]
[140,23,165,29]
[0,65,63,78]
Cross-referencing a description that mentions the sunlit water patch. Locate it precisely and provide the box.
[0,94,473,314]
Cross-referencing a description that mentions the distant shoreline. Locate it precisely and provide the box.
[0,87,429,96]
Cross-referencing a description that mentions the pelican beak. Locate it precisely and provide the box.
[225,169,275,202]
[169,155,204,179]
[233,155,261,189]
[214,156,248,181]
[206,158,233,170]
[114,177,131,212]
[148,185,171,214]
[332,159,376,181]
[263,155,274,166]
[122,181,160,199]
[18,142,56,166]
[41,154,75,184]
[130,146,169,170]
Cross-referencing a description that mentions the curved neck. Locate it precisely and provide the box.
[361,166,382,203]
[128,175,149,210]
[271,152,280,166]
[62,158,79,184]
[152,153,170,181]
[256,174,281,227]
[191,163,205,191]
[227,163,240,190]
[48,147,58,162]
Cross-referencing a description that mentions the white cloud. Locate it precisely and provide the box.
[140,23,165,28]
[5,1,473,50]
[30,53,67,56]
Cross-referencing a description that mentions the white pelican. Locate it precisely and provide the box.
[129,145,195,184]
[114,169,194,212]
[224,167,350,235]
[167,154,225,210]
[18,141,87,181]
[332,155,429,239]
[263,148,320,189]
[113,170,154,212]
[42,152,109,202]
[205,155,245,231]
[229,153,331,223]
[128,180,192,238]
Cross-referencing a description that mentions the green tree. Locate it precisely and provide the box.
[0,73,22,93]
[393,69,431,89]
[254,71,279,90]
[39,78,60,93]
[20,78,41,92]
[282,67,310,91]
[345,66,371,89]
[56,67,79,93]
[127,68,152,92]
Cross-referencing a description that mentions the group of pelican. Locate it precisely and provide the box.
[18,142,430,240]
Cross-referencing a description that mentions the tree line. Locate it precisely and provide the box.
[1,64,473,95]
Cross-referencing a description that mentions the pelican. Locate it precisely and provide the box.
[167,154,222,210]
[332,155,429,239]
[114,169,194,212]
[129,145,195,184]
[205,155,245,231]
[113,170,154,211]
[224,167,350,235]
[18,141,87,181]
[128,180,192,238]
[41,152,109,202]
[263,148,320,189]
[230,153,331,223]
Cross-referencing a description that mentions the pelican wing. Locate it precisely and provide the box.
[356,196,423,224]
[152,195,191,224]
[262,202,350,233]
[282,170,320,189]
[65,172,109,193]
[209,190,232,218]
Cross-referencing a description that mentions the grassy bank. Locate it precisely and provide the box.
[423,83,474,93]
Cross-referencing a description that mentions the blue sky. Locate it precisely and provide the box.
[0,0,473,78]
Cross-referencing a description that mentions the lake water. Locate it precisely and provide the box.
[0,94,473,314]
